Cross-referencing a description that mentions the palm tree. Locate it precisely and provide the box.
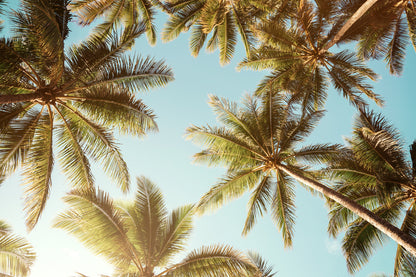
[53,176,260,277]
[325,110,416,276]
[161,0,294,65]
[238,0,382,110]
[0,0,174,230]
[69,0,167,45]
[324,0,416,75]
[0,220,36,277]
[186,91,416,255]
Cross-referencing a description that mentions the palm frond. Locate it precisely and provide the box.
[197,169,262,214]
[406,5,416,53]
[230,6,255,57]
[54,105,94,189]
[21,110,54,230]
[291,143,345,165]
[0,230,36,277]
[69,85,158,137]
[132,176,167,267]
[189,24,208,56]
[270,170,296,248]
[342,203,403,273]
[217,12,237,65]
[0,108,44,184]
[155,204,194,266]
[161,245,257,277]
[386,16,408,75]
[242,175,273,235]
[278,110,325,151]
[13,0,70,82]
[394,202,416,277]
[53,187,142,271]
[70,55,173,93]
[161,1,204,42]
[186,125,263,165]
[57,102,130,191]
[65,23,146,85]
[246,251,276,277]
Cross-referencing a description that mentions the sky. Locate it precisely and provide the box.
[1,1,416,277]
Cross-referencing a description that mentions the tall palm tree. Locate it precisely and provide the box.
[324,0,416,75]
[325,110,416,276]
[0,220,36,277]
[238,0,382,110]
[0,0,173,230]
[53,176,260,277]
[69,0,167,45]
[161,0,294,65]
[186,91,416,255]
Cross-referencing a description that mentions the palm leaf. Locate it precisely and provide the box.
[68,85,157,136]
[53,187,142,271]
[197,169,262,214]
[161,245,257,277]
[155,204,194,266]
[0,231,36,277]
[217,11,237,65]
[132,176,167,268]
[270,170,296,248]
[57,102,130,191]
[54,105,94,189]
[242,175,273,235]
[21,110,54,230]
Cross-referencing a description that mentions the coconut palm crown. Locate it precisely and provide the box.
[325,110,416,276]
[0,0,174,230]
[238,0,383,110]
[186,91,345,247]
[53,176,260,277]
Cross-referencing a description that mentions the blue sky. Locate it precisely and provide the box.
[1,2,416,276]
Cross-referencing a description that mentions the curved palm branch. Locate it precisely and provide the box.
[0,220,36,277]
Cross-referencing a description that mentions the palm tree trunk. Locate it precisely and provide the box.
[277,164,416,257]
[0,93,42,104]
[321,0,379,52]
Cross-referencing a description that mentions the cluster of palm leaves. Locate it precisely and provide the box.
[1,0,416,276]
[0,220,35,277]
[54,176,274,277]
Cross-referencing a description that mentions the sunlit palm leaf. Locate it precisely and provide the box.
[21,111,54,230]
[162,245,257,277]
[53,187,141,270]
[57,102,130,191]
[70,86,157,136]
[0,221,35,277]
